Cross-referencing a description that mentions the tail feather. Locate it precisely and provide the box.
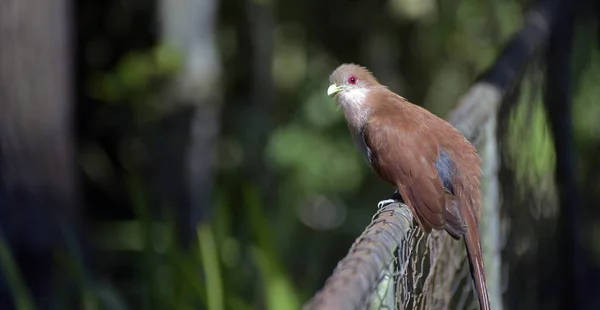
[463,213,491,310]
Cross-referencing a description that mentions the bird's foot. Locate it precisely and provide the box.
[377,199,397,209]
[391,190,403,201]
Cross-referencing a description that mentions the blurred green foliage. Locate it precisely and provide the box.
[88,44,183,120]
[505,79,556,202]
[0,235,34,310]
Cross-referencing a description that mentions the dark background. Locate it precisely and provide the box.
[1,0,600,309]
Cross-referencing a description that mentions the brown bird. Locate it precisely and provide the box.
[327,63,490,310]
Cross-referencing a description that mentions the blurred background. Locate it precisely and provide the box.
[1,0,600,309]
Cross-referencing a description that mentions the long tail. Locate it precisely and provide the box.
[463,214,491,310]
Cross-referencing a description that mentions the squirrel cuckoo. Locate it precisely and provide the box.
[327,64,491,310]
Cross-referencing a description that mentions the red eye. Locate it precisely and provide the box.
[347,75,357,84]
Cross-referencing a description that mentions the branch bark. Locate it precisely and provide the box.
[303,203,414,310]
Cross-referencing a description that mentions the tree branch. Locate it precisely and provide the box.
[543,0,583,307]
[448,0,565,141]
[303,203,413,310]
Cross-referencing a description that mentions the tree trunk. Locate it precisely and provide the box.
[156,0,222,246]
[0,0,81,308]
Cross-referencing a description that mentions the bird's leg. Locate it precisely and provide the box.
[377,190,403,208]
[391,190,403,201]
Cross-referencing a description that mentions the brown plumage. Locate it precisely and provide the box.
[327,63,490,310]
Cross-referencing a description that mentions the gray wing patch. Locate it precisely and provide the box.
[354,126,372,165]
[434,151,456,194]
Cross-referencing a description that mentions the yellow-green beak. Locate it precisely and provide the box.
[327,84,342,97]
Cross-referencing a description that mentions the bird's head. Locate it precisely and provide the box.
[327,63,379,100]
[327,63,381,129]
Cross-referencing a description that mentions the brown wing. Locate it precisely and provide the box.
[363,112,444,231]
[362,99,466,237]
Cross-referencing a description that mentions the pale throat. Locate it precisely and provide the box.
[339,87,371,132]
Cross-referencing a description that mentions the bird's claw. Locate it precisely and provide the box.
[377,199,397,209]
